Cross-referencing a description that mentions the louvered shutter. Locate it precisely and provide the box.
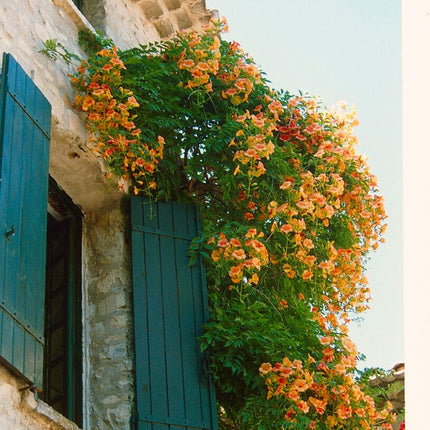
[0,53,51,388]
[131,197,218,430]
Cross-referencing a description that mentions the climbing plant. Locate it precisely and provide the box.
[43,18,395,429]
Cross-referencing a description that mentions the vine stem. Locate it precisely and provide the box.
[248,284,286,328]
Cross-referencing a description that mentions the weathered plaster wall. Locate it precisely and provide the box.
[0,0,211,429]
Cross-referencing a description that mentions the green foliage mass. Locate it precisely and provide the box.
[42,20,389,427]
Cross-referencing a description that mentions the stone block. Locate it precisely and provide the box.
[94,294,116,316]
[106,404,130,426]
[110,314,129,329]
[186,0,206,15]
[108,343,129,361]
[175,8,192,30]
[101,395,121,406]
[164,0,181,11]
[152,17,175,38]
[139,0,164,19]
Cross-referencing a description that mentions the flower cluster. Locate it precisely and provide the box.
[256,304,397,428]
[176,20,223,93]
[177,17,262,105]
[208,228,269,286]
[205,93,385,316]
[70,46,163,194]
[260,347,396,429]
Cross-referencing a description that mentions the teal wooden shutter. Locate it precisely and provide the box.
[0,53,51,388]
[131,198,218,430]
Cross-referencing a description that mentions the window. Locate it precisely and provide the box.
[41,179,82,425]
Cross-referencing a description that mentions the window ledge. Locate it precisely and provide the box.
[52,0,95,32]
[21,389,82,430]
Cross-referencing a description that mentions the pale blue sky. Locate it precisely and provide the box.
[206,0,403,371]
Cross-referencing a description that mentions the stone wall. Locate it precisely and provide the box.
[83,208,135,429]
[81,0,211,47]
[0,0,211,428]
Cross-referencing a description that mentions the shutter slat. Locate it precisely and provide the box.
[0,310,13,362]
[145,232,169,417]
[175,239,196,386]
[0,53,50,388]
[4,55,50,136]
[1,94,23,312]
[131,198,218,430]
[160,234,186,419]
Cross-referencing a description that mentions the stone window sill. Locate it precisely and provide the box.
[52,0,95,32]
[21,388,82,430]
